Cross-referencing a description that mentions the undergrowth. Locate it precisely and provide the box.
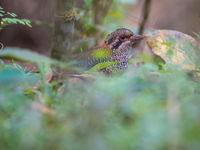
[0,47,200,150]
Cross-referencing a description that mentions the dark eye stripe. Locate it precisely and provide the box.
[113,40,123,50]
[106,38,113,45]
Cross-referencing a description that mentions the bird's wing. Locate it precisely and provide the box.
[73,45,115,70]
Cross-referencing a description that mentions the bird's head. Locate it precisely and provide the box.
[104,28,144,56]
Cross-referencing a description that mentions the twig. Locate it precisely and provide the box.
[138,0,152,35]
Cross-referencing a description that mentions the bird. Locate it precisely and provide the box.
[75,28,144,74]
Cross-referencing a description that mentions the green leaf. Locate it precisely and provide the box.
[7,12,15,17]
[193,32,200,41]
[9,12,17,17]
[23,19,32,27]
[2,18,13,24]
[17,19,25,25]
[0,47,76,71]
[0,47,53,63]
[1,18,32,27]
[107,12,122,19]
[0,10,5,13]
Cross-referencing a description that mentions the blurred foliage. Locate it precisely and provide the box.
[0,47,81,72]
[0,6,31,31]
[1,1,200,150]
[1,42,200,150]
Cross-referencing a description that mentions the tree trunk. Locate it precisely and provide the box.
[51,0,75,61]
[139,0,152,35]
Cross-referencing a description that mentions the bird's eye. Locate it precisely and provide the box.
[120,36,125,40]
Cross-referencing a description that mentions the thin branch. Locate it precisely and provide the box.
[138,0,152,35]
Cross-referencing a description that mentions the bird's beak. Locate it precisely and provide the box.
[134,34,144,41]
[130,34,144,43]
